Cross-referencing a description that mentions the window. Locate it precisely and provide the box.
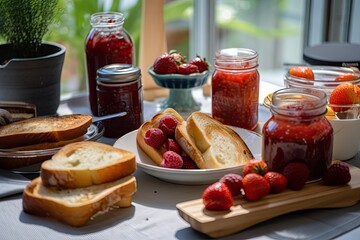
[191,0,305,70]
[51,0,360,95]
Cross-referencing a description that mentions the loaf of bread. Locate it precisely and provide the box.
[0,114,92,149]
[136,108,185,166]
[176,112,254,168]
[23,175,136,227]
[41,141,136,189]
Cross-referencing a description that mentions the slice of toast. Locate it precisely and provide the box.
[10,135,86,151]
[22,176,136,227]
[175,112,254,168]
[0,114,92,149]
[40,141,136,189]
[136,108,185,166]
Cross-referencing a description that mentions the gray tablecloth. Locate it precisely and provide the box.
[0,168,360,240]
[1,89,360,239]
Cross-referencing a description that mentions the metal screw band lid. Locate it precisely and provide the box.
[97,64,141,83]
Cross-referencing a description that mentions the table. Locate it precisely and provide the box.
[1,84,360,240]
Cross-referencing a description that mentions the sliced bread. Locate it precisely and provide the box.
[136,108,184,166]
[41,141,136,189]
[0,114,92,149]
[23,175,136,227]
[175,112,254,168]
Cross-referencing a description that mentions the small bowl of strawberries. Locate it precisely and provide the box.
[284,65,360,97]
[148,50,210,112]
[327,82,360,160]
[283,66,360,160]
[149,50,210,89]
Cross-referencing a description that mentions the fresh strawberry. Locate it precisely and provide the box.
[329,83,360,112]
[329,83,360,105]
[322,162,351,185]
[355,85,360,99]
[144,128,166,149]
[178,63,199,75]
[219,173,243,196]
[335,73,358,81]
[160,151,183,169]
[182,156,198,169]
[202,182,233,210]
[158,115,178,137]
[242,159,268,176]
[289,66,315,80]
[264,171,288,194]
[188,55,209,72]
[242,173,270,201]
[283,162,309,190]
[166,138,181,154]
[169,49,186,64]
[153,54,178,74]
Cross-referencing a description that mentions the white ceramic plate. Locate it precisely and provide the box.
[114,127,262,185]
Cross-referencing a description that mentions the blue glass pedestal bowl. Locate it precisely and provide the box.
[148,67,210,112]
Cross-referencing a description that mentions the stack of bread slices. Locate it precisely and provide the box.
[22,141,137,227]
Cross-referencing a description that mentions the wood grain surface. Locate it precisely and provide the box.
[177,164,360,238]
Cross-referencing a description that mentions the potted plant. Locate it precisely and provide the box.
[0,0,65,116]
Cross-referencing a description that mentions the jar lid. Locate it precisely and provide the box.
[97,64,141,83]
[303,42,360,69]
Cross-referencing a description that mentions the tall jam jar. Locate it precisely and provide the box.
[85,12,135,116]
[262,88,333,181]
[97,64,143,138]
[212,48,259,130]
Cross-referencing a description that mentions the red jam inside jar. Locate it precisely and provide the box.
[85,12,134,116]
[212,48,259,130]
[97,64,143,138]
[262,88,333,181]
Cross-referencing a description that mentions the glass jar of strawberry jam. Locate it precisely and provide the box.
[85,12,135,116]
[262,88,333,181]
[97,64,143,138]
[212,48,259,130]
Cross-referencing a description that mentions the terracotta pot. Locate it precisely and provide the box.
[0,42,66,116]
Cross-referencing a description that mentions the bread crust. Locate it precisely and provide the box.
[136,108,184,166]
[41,141,136,189]
[10,136,86,151]
[22,176,136,227]
[0,114,92,149]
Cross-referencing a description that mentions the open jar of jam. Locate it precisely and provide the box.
[85,12,135,116]
[262,88,333,181]
[212,48,259,130]
[97,64,143,138]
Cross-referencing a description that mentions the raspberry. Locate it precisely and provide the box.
[322,162,351,185]
[167,138,181,154]
[158,116,178,136]
[160,151,183,169]
[219,173,243,196]
[283,162,309,190]
[182,156,198,169]
[144,128,166,149]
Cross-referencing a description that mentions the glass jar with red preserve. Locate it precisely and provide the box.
[85,12,134,116]
[212,48,259,130]
[262,88,333,181]
[97,64,143,138]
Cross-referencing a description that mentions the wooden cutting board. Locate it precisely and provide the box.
[176,164,360,238]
